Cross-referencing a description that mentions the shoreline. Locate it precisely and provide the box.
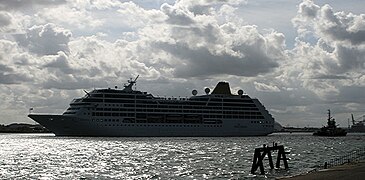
[280,161,365,180]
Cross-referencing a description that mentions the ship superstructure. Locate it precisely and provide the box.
[349,114,365,132]
[28,77,275,136]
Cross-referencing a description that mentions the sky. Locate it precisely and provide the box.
[0,0,364,127]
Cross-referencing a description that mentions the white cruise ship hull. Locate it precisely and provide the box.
[29,114,272,137]
[28,80,275,137]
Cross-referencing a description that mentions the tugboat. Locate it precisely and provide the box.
[313,109,347,136]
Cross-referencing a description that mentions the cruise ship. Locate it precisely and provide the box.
[28,76,275,136]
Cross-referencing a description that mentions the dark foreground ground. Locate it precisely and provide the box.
[281,161,365,180]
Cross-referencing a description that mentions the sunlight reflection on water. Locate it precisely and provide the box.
[0,133,364,179]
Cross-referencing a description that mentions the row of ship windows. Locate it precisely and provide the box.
[96,124,223,128]
[82,99,257,107]
[64,111,265,120]
[250,121,272,124]
[89,109,262,115]
[66,109,261,115]
[91,119,217,124]
[91,119,268,124]
[87,95,253,103]
[90,113,265,119]
[71,103,259,111]
[68,107,261,113]
[90,120,272,127]
[93,107,260,112]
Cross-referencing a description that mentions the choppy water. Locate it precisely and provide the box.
[0,133,364,179]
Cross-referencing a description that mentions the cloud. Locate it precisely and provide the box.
[14,23,71,56]
[43,51,76,74]
[0,11,29,33]
[336,86,365,103]
[173,0,247,15]
[311,74,349,79]
[334,43,365,73]
[161,3,195,25]
[0,64,30,84]
[318,5,365,45]
[117,2,166,28]
[293,0,365,45]
[289,0,365,102]
[254,82,280,92]
[34,6,104,29]
[0,0,66,10]
[0,11,11,27]
[155,40,279,77]
[149,2,285,78]
[0,40,32,84]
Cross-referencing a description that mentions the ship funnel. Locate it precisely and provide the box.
[211,82,232,95]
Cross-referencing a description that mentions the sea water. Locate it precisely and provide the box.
[0,133,364,179]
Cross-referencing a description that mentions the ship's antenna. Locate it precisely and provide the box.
[134,75,139,90]
[134,75,139,82]
[348,118,350,129]
[83,90,90,97]
[123,75,140,92]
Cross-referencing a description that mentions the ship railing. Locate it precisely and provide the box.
[71,98,83,103]
[155,96,189,101]
[320,147,365,169]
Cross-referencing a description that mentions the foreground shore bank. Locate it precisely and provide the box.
[282,161,365,180]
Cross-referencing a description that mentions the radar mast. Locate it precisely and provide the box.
[123,75,139,92]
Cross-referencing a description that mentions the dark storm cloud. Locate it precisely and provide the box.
[43,52,76,74]
[14,23,71,56]
[0,64,30,84]
[154,1,284,78]
[341,86,365,103]
[0,0,66,10]
[335,44,365,72]
[0,64,11,72]
[155,41,278,77]
[161,3,195,25]
[170,24,219,44]
[42,77,95,90]
[332,86,365,104]
[311,74,349,79]
[0,11,11,27]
